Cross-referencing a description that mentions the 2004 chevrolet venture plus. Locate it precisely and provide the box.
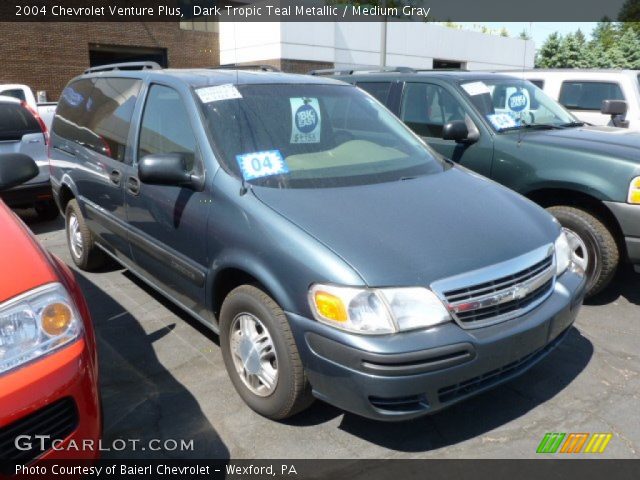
[49,63,586,420]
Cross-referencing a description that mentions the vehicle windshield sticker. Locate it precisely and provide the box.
[461,81,491,96]
[236,150,289,181]
[507,90,529,113]
[487,113,517,130]
[290,97,321,144]
[196,84,242,103]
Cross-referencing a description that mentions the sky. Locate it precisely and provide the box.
[457,22,598,49]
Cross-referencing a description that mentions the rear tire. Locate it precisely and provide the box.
[34,200,59,221]
[65,199,105,271]
[547,205,619,297]
[220,285,313,420]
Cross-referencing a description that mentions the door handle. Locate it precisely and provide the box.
[127,176,141,195]
[109,169,122,185]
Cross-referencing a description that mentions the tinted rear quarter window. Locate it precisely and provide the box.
[559,81,624,111]
[529,80,544,89]
[52,77,142,161]
[0,102,39,141]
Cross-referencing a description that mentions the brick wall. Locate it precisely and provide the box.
[0,22,218,100]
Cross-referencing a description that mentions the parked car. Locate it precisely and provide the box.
[327,69,640,297]
[503,69,640,130]
[0,83,57,130]
[50,63,585,421]
[0,154,101,464]
[0,96,58,219]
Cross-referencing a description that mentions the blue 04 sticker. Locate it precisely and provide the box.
[236,150,289,181]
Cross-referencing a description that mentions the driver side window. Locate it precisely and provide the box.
[138,84,198,172]
[400,83,465,138]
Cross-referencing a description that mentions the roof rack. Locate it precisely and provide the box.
[212,64,281,72]
[308,66,416,76]
[84,61,162,74]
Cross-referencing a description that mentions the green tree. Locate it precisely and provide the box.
[519,30,531,40]
[618,0,640,33]
[618,27,640,67]
[536,32,562,67]
[592,18,619,50]
[556,30,589,68]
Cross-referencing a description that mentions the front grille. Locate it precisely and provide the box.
[0,397,78,463]
[441,253,555,328]
[438,328,569,404]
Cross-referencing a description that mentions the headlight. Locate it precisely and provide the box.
[308,284,451,334]
[555,230,572,276]
[628,176,640,204]
[0,283,83,375]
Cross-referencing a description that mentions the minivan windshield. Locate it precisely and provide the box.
[459,78,578,132]
[198,83,446,188]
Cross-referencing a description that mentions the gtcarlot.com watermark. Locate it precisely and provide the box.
[14,435,194,453]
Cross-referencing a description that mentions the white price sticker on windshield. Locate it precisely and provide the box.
[487,113,517,130]
[196,84,242,103]
[461,81,491,96]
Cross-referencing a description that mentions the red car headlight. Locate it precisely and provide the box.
[0,283,83,374]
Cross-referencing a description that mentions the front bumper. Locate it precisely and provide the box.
[0,337,101,464]
[288,269,585,421]
[0,181,53,209]
[604,201,640,271]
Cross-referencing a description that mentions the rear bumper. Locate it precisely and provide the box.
[604,201,640,268]
[288,268,585,421]
[0,181,53,208]
[0,338,101,464]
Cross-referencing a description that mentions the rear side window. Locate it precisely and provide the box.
[52,77,142,162]
[559,81,624,111]
[0,89,27,102]
[356,82,392,105]
[0,102,40,141]
[138,85,197,171]
[529,80,544,89]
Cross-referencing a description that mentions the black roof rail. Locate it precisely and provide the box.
[84,61,162,74]
[308,66,416,76]
[212,64,281,72]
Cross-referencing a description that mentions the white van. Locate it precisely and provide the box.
[504,70,640,131]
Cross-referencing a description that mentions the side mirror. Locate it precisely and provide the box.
[601,99,627,117]
[442,120,477,144]
[0,154,38,191]
[138,153,203,190]
[601,100,629,128]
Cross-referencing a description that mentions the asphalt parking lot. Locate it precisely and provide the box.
[23,211,640,460]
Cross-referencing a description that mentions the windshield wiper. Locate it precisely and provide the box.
[500,123,565,132]
[559,121,585,128]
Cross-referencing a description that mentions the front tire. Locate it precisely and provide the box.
[547,206,619,297]
[220,285,313,420]
[65,199,105,271]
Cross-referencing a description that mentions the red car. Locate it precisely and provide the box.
[0,154,100,465]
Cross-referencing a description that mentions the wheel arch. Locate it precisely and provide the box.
[209,259,298,323]
[525,187,625,253]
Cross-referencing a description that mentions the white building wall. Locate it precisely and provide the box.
[219,22,535,70]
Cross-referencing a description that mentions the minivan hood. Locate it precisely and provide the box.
[253,167,559,287]
[516,125,640,164]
